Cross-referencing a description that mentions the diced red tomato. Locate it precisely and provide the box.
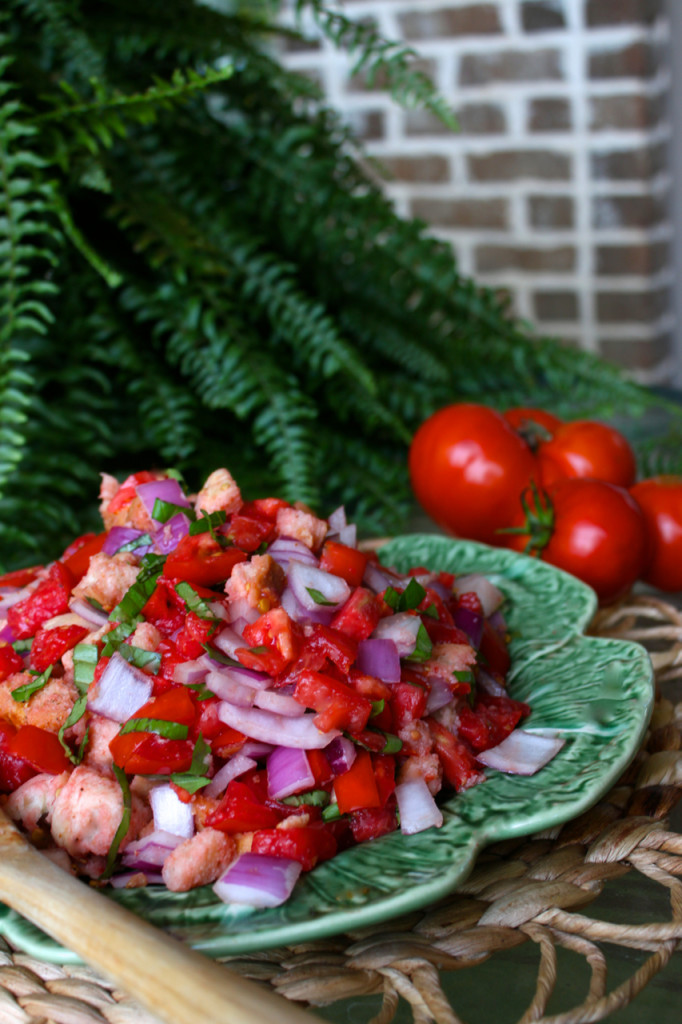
[479,619,511,676]
[418,589,454,625]
[173,611,217,662]
[0,722,37,792]
[333,749,380,815]
[319,542,369,588]
[422,619,470,645]
[331,587,384,641]
[427,718,484,791]
[293,669,372,734]
[205,779,285,833]
[0,566,42,589]
[7,562,73,640]
[372,753,396,804]
[141,578,185,636]
[163,533,247,588]
[8,724,71,775]
[349,797,398,842]
[251,824,337,871]
[61,532,107,582]
[304,624,358,674]
[457,591,483,616]
[30,623,89,672]
[349,670,392,704]
[248,497,290,521]
[237,608,301,676]
[390,681,427,731]
[105,471,157,517]
[109,732,194,775]
[132,686,197,728]
[225,508,275,552]
[457,693,530,753]
[0,642,24,682]
[306,748,334,789]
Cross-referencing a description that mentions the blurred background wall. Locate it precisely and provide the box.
[280,0,677,386]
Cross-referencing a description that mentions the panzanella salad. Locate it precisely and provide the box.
[0,468,561,908]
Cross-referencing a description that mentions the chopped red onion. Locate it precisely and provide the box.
[280,586,334,626]
[371,612,421,657]
[362,561,405,595]
[253,689,305,717]
[151,512,191,555]
[150,784,195,839]
[452,574,505,617]
[102,527,152,557]
[206,670,256,708]
[476,669,508,698]
[425,677,454,714]
[136,478,190,519]
[207,665,269,695]
[327,506,347,532]
[204,753,257,799]
[477,731,565,775]
[213,853,302,908]
[0,582,39,608]
[488,609,507,636]
[323,735,357,775]
[288,562,350,613]
[87,651,153,722]
[217,702,340,749]
[356,638,401,683]
[268,537,319,571]
[267,746,315,799]
[208,601,230,622]
[227,597,261,628]
[122,829,184,869]
[336,524,357,548]
[0,621,14,643]
[452,607,484,649]
[68,598,109,627]
[173,656,210,686]
[395,778,443,835]
[213,624,251,658]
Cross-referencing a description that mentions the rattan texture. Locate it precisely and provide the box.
[0,594,680,1024]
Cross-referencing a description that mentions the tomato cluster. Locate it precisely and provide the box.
[409,403,682,602]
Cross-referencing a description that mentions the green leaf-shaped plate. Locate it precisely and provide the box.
[0,536,653,962]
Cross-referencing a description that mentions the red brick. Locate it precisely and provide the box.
[399,5,502,39]
[410,197,508,230]
[596,287,670,323]
[347,109,385,142]
[528,97,572,132]
[348,58,436,94]
[468,149,571,181]
[522,2,567,32]
[380,155,450,184]
[405,103,506,137]
[459,48,563,86]
[476,245,575,272]
[599,334,672,371]
[592,193,667,229]
[403,109,457,137]
[528,194,574,228]
[591,143,667,181]
[590,93,665,131]
[586,0,663,27]
[595,242,669,275]
[589,41,657,79]
[534,291,579,320]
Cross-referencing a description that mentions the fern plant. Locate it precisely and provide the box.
[0,0,677,568]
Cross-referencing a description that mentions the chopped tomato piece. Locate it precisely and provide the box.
[334,749,381,815]
[457,693,530,753]
[0,642,24,682]
[132,686,197,727]
[8,724,71,775]
[251,825,337,871]
[349,797,398,842]
[61,532,107,582]
[237,608,301,676]
[330,587,384,641]
[205,779,285,833]
[248,497,290,521]
[389,681,427,731]
[109,732,194,775]
[479,619,511,676]
[0,566,42,589]
[7,562,73,640]
[163,533,247,587]
[427,717,484,791]
[306,748,334,789]
[225,510,275,552]
[0,722,37,792]
[30,623,89,672]
[319,541,369,587]
[174,611,217,662]
[293,669,372,734]
[105,471,157,517]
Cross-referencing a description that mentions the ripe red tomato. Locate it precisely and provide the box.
[536,420,636,490]
[506,478,648,604]
[629,476,682,591]
[409,404,537,545]
[503,407,562,447]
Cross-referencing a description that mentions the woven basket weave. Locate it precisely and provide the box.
[0,594,680,1024]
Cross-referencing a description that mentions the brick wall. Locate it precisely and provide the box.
[280,0,675,384]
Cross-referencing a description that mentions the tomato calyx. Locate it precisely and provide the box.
[498,482,554,555]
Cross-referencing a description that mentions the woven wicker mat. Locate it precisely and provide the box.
[0,594,681,1024]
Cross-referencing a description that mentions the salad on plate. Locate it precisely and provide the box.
[0,468,561,909]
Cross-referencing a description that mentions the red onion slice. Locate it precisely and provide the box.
[452,574,505,617]
[102,527,152,557]
[213,853,302,908]
[362,561,405,595]
[150,784,195,839]
[324,735,357,775]
[452,607,484,649]
[268,537,319,571]
[371,612,421,657]
[217,701,340,749]
[477,731,565,775]
[136,478,190,518]
[0,582,39,608]
[424,677,454,714]
[327,507,347,532]
[213,625,251,658]
[253,689,306,717]
[395,778,443,835]
[356,638,401,683]
[280,586,334,626]
[151,512,191,555]
[227,597,261,628]
[204,753,257,799]
[288,562,350,613]
[266,746,315,799]
[87,651,153,722]
[68,598,109,627]
[205,670,256,708]
[122,829,184,869]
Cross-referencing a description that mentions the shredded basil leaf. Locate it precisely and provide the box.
[117,643,161,674]
[169,734,211,793]
[175,581,219,622]
[201,643,241,667]
[114,533,152,555]
[453,669,474,684]
[404,622,433,663]
[73,643,99,693]
[305,587,337,607]
[11,665,53,702]
[11,639,32,653]
[169,775,211,794]
[101,622,135,657]
[384,578,426,612]
[370,699,385,717]
[102,766,132,879]
[423,603,439,620]
[186,682,217,700]
[282,789,330,807]
[151,498,196,524]
[249,645,268,655]
[119,717,188,740]
[109,553,165,624]
[86,596,107,612]
[58,694,89,765]
[322,803,342,822]
[189,509,226,538]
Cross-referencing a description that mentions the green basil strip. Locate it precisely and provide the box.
[201,644,241,667]
[169,774,211,794]
[370,699,385,717]
[175,581,219,622]
[86,596,107,612]
[305,587,337,607]
[423,603,439,620]
[322,803,342,822]
[117,644,161,675]
[73,643,99,693]
[169,734,211,793]
[404,622,433,663]
[186,682,217,700]
[101,622,135,657]
[11,665,53,702]
[114,533,153,555]
[384,578,427,613]
[11,639,32,653]
[109,553,165,624]
[102,765,132,880]
[151,498,196,524]
[282,789,330,808]
[58,694,89,765]
[119,717,188,740]
[189,509,226,538]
